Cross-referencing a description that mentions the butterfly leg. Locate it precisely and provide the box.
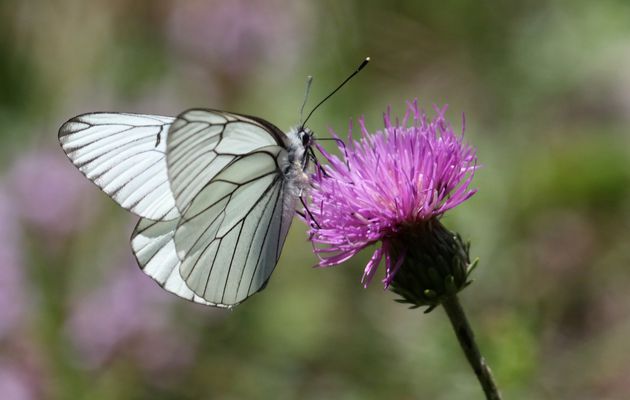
[299,195,321,229]
[308,147,332,178]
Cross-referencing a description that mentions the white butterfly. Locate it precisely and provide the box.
[59,109,314,308]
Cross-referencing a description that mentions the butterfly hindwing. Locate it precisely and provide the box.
[174,145,295,307]
[58,113,179,220]
[131,218,213,306]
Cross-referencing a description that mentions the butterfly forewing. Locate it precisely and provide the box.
[58,113,179,220]
[166,109,287,214]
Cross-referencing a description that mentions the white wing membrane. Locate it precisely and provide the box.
[61,109,303,308]
[131,218,213,306]
[166,109,286,214]
[59,113,179,220]
[175,146,295,307]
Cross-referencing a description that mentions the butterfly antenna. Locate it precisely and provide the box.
[301,57,370,127]
[298,76,314,126]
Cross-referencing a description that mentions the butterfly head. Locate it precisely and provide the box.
[298,127,314,149]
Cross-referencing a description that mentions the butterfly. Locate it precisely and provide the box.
[58,109,316,308]
[58,58,368,309]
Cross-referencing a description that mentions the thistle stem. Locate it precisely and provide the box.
[441,294,502,400]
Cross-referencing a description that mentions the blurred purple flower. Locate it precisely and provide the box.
[0,360,39,400]
[167,0,311,78]
[306,100,478,287]
[0,187,27,339]
[7,148,96,235]
[66,259,195,371]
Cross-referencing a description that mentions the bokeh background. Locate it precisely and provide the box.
[1,0,630,399]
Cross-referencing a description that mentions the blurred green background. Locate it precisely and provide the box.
[1,0,630,399]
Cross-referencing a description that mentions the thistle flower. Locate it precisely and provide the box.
[306,100,478,307]
[306,100,502,399]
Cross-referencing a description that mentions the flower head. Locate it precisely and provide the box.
[0,360,40,400]
[66,258,195,371]
[167,0,312,79]
[306,100,477,290]
[0,186,27,339]
[8,149,96,235]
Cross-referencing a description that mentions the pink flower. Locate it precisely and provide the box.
[66,259,196,372]
[306,100,477,288]
[0,186,27,338]
[0,361,40,400]
[7,149,95,235]
[167,0,312,78]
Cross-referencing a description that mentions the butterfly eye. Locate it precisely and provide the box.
[301,130,311,146]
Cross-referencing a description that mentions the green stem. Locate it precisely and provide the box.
[441,294,502,400]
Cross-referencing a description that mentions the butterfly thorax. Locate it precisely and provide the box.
[284,127,312,193]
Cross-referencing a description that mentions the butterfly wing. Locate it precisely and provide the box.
[131,218,213,306]
[63,109,299,308]
[58,113,179,220]
[174,146,296,307]
[165,110,297,307]
[166,109,288,213]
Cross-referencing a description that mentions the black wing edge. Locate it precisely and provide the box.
[57,111,172,139]
[174,108,288,147]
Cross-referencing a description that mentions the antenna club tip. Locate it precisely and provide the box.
[303,58,368,125]
[358,57,370,71]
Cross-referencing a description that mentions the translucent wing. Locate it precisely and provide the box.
[59,113,179,220]
[175,146,297,307]
[166,109,287,214]
[131,218,214,306]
